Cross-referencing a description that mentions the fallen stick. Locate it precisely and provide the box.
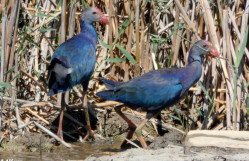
[185,130,249,150]
[3,97,34,103]
[26,108,50,125]
[124,138,142,149]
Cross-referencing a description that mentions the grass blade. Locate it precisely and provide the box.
[235,27,248,68]
[105,58,126,63]
[0,81,13,88]
[198,81,212,102]
[116,44,136,65]
[99,39,111,50]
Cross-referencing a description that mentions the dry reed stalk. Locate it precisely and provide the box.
[123,0,130,81]
[201,0,220,48]
[181,40,187,64]
[171,6,179,66]
[174,0,200,40]
[6,1,19,83]
[221,9,231,129]
[26,108,49,125]
[4,1,14,83]
[0,2,7,109]
[108,0,114,77]
[94,26,109,78]
[140,1,145,72]
[0,10,6,82]
[144,33,150,73]
[134,0,140,77]
[228,9,249,59]
[199,15,204,39]
[125,0,134,81]
[11,0,21,128]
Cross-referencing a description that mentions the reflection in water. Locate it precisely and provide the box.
[0,141,122,160]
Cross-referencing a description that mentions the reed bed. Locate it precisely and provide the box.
[0,0,248,146]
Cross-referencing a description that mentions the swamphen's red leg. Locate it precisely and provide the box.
[115,105,159,148]
[134,112,160,149]
[114,105,137,148]
[82,90,99,141]
[57,106,65,139]
[57,92,67,139]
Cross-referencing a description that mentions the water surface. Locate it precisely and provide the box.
[0,141,122,161]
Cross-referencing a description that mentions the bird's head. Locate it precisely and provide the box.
[80,7,109,24]
[193,40,219,58]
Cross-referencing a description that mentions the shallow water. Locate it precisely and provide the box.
[0,141,122,161]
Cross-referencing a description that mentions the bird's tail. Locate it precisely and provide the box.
[98,77,122,90]
[96,90,116,100]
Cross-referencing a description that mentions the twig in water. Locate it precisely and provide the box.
[124,138,142,149]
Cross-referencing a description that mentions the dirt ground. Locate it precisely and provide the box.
[0,132,54,152]
[1,109,249,160]
[88,110,249,161]
[87,145,249,161]
[87,131,249,161]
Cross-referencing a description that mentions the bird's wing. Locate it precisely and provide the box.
[47,56,72,96]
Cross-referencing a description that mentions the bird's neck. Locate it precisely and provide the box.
[179,48,203,95]
[186,47,203,82]
[80,21,98,45]
[188,47,202,64]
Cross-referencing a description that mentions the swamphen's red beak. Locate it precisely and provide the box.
[204,40,219,58]
[95,7,109,24]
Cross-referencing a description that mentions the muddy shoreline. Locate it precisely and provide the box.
[1,109,249,160]
[87,145,249,161]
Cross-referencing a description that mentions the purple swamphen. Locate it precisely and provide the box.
[47,7,109,140]
[96,40,219,148]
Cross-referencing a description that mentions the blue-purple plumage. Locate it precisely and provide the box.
[47,8,107,96]
[47,29,97,96]
[97,40,219,112]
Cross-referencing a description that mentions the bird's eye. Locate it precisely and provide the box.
[92,12,97,14]
[203,44,207,48]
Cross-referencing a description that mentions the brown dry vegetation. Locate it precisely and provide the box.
[0,0,248,148]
